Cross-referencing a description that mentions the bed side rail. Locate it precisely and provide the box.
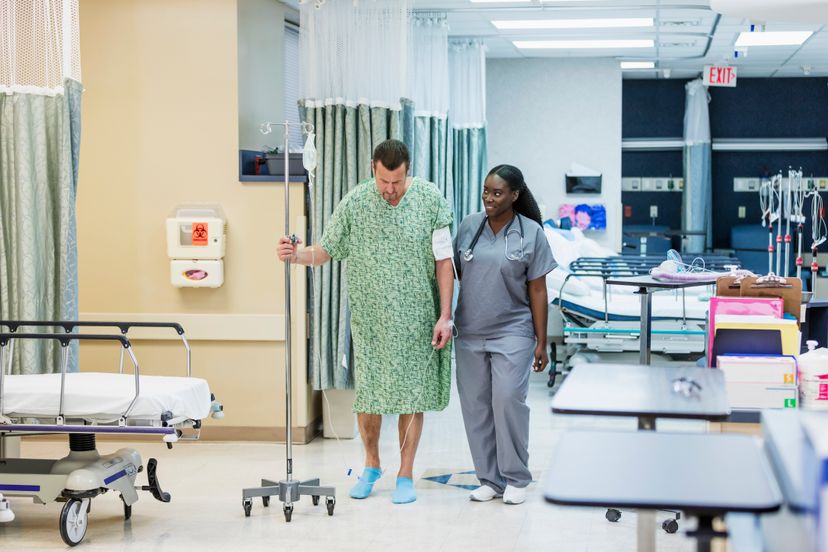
[0,321,191,377]
[0,333,141,425]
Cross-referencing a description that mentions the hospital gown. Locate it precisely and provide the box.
[320,177,453,414]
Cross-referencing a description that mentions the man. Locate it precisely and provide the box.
[277,139,454,504]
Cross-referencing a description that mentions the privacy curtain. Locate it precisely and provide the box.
[408,13,452,210]
[300,0,409,390]
[449,40,488,225]
[0,0,82,374]
[682,78,712,254]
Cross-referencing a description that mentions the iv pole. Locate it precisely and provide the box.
[242,120,336,523]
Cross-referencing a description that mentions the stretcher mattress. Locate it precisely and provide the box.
[2,373,212,422]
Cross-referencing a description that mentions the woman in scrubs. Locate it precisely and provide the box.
[453,164,557,505]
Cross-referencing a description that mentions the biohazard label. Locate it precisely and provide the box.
[784,374,795,384]
[192,222,208,246]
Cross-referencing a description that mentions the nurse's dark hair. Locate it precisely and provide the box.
[487,164,543,226]
[372,139,410,171]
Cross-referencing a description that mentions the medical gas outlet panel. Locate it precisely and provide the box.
[166,205,226,288]
[622,177,684,192]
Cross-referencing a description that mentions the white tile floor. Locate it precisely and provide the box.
[1,370,714,551]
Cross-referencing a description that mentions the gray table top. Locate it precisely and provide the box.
[606,275,715,290]
[543,430,783,515]
[551,363,731,420]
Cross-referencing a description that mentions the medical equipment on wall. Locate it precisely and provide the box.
[463,214,525,262]
[242,121,336,523]
[166,205,227,288]
[0,321,223,546]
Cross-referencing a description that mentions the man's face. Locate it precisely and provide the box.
[374,161,408,205]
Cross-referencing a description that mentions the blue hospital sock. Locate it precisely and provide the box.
[350,467,382,499]
[392,477,416,504]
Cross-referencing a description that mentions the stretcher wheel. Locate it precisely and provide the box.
[59,498,89,547]
[283,504,293,522]
[605,508,621,522]
[262,496,270,507]
[242,498,253,517]
[547,343,558,388]
[662,519,679,534]
[121,496,131,521]
[326,497,335,516]
[312,495,320,506]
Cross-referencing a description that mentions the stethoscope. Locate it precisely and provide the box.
[463,213,525,262]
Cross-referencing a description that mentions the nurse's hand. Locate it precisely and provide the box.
[532,343,548,372]
[432,317,453,350]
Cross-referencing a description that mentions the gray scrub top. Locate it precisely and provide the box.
[453,212,557,339]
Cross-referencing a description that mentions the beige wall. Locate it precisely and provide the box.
[77,0,319,440]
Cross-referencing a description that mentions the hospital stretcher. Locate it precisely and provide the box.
[0,321,223,547]
[546,255,740,387]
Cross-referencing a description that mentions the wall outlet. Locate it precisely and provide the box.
[622,178,641,191]
[738,206,746,219]
[734,177,761,192]
[650,205,658,218]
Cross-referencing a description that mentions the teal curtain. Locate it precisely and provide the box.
[300,102,403,390]
[0,79,82,374]
[682,143,712,254]
[411,114,453,224]
[451,127,487,225]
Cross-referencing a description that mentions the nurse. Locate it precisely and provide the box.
[453,164,557,505]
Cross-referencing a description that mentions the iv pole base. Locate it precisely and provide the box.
[242,478,336,522]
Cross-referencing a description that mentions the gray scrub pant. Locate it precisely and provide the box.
[455,334,535,492]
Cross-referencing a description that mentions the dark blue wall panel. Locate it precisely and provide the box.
[622,77,828,254]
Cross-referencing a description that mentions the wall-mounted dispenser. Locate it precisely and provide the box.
[166,205,226,288]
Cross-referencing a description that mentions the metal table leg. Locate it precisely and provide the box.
[636,286,653,365]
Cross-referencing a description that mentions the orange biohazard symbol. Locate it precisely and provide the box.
[192,222,209,246]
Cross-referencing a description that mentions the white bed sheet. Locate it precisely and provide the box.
[2,373,212,422]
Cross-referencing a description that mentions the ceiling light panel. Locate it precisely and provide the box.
[621,61,655,69]
[735,31,813,47]
[514,39,655,49]
[492,18,653,30]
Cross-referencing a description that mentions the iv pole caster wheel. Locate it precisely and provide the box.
[662,519,679,534]
[326,497,335,516]
[59,498,89,547]
[312,495,320,506]
[242,498,253,517]
[262,496,270,508]
[283,504,293,522]
[605,508,621,523]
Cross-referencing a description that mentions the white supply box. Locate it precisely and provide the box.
[717,356,797,385]
[718,356,798,409]
[726,383,798,409]
[800,413,828,551]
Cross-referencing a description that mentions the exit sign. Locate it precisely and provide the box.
[703,65,737,87]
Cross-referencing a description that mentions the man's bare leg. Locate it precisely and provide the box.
[393,413,423,504]
[398,413,423,478]
[358,413,382,468]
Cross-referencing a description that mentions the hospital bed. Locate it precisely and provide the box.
[543,226,741,386]
[0,321,223,547]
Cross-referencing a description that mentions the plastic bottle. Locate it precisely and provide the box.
[798,340,828,410]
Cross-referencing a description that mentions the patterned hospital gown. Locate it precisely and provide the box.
[320,177,454,414]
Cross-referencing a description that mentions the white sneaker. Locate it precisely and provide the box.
[503,485,526,505]
[469,486,501,502]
